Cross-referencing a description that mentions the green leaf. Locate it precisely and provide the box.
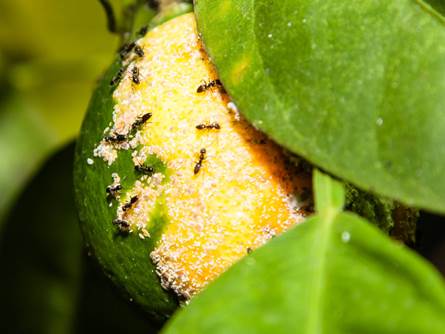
[162,171,445,333]
[194,0,445,213]
[313,171,344,214]
[0,92,54,227]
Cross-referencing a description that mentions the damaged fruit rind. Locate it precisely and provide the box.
[74,13,310,318]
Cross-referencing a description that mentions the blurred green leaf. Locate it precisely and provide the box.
[195,0,445,213]
[0,0,117,141]
[163,171,445,333]
[0,0,118,224]
[0,92,54,226]
[9,60,106,141]
[0,144,83,334]
[0,0,116,62]
[0,144,158,334]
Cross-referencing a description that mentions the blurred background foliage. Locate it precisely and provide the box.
[0,1,161,332]
[0,0,119,224]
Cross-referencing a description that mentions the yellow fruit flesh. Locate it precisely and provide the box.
[94,13,310,299]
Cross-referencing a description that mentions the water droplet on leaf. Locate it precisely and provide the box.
[341,231,351,243]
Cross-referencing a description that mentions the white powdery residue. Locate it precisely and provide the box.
[112,86,145,135]
[111,103,122,121]
[131,149,144,165]
[286,193,299,211]
[115,169,165,236]
[227,101,240,121]
[111,172,121,184]
[129,136,140,150]
[150,173,165,187]
[139,64,152,81]
[93,141,117,165]
[133,155,145,167]
[147,145,164,157]
[141,228,150,238]
[137,221,146,230]
[118,141,131,150]
[192,49,202,60]
[132,146,157,166]
[262,226,277,240]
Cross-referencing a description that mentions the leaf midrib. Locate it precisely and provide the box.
[306,208,337,333]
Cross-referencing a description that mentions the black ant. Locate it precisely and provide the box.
[194,148,206,175]
[113,219,130,233]
[110,67,125,86]
[196,79,222,93]
[122,195,138,212]
[131,113,152,132]
[134,45,144,57]
[132,66,140,84]
[119,42,135,59]
[135,165,154,175]
[196,122,221,130]
[106,184,122,200]
[104,133,126,143]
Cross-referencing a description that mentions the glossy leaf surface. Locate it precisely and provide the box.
[195,0,445,212]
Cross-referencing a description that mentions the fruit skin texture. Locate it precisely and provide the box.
[74,13,308,318]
